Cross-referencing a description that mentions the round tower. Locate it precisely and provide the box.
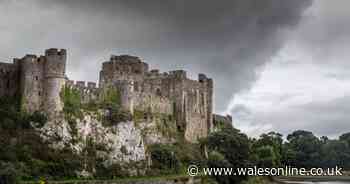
[43,48,67,117]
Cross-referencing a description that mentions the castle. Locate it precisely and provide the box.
[0,49,214,142]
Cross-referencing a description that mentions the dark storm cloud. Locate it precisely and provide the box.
[0,0,312,112]
[288,0,350,67]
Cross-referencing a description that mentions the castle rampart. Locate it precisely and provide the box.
[0,50,214,143]
[65,80,100,104]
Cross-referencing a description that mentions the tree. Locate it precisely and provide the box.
[254,145,278,168]
[252,132,283,167]
[285,130,322,168]
[206,126,250,184]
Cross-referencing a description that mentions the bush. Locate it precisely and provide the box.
[60,87,82,119]
[0,162,20,184]
[103,107,132,126]
[28,111,47,128]
[149,144,180,175]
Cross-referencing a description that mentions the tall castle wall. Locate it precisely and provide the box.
[0,62,19,97]
[0,50,213,142]
[99,55,213,142]
[66,80,100,104]
[0,48,66,117]
[16,55,45,113]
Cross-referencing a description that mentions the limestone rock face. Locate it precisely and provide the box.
[38,111,175,175]
[41,113,146,162]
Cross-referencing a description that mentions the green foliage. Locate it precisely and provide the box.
[95,162,129,179]
[148,144,180,175]
[0,162,21,184]
[251,130,350,169]
[60,87,83,119]
[98,87,132,126]
[251,132,282,168]
[0,96,80,180]
[0,96,47,131]
[176,141,206,169]
[102,106,132,126]
[27,111,48,128]
[205,126,250,184]
[154,113,177,138]
[284,130,322,168]
[254,146,277,168]
[133,110,146,124]
[101,87,121,109]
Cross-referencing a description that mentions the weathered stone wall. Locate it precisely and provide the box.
[17,55,45,113]
[99,55,213,142]
[0,50,214,143]
[66,80,101,104]
[0,62,19,97]
[0,48,67,116]
[43,49,66,117]
[213,114,233,131]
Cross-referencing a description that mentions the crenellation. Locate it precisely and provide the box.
[168,70,187,79]
[87,82,97,89]
[66,80,74,87]
[45,48,66,57]
[0,50,214,143]
[76,81,86,88]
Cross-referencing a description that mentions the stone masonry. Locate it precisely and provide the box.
[0,49,214,142]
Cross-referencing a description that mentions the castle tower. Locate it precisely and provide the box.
[99,55,149,113]
[18,55,45,113]
[43,48,67,117]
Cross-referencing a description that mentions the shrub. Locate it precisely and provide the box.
[0,162,20,184]
[60,87,83,119]
[149,144,180,174]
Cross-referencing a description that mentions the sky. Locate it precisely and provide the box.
[0,0,349,138]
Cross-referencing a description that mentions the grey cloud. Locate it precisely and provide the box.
[0,0,312,112]
[288,0,350,67]
[242,96,350,137]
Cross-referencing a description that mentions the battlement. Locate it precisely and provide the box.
[66,80,98,90]
[24,54,37,58]
[168,70,187,79]
[45,48,67,57]
[110,55,141,63]
[0,49,214,143]
[0,63,17,73]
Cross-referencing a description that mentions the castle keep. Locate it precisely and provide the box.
[0,49,214,142]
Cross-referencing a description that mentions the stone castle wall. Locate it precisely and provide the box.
[0,50,213,143]
[66,80,100,104]
[0,49,66,117]
[0,62,19,97]
[99,55,213,142]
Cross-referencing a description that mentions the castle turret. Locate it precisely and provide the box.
[43,48,67,117]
